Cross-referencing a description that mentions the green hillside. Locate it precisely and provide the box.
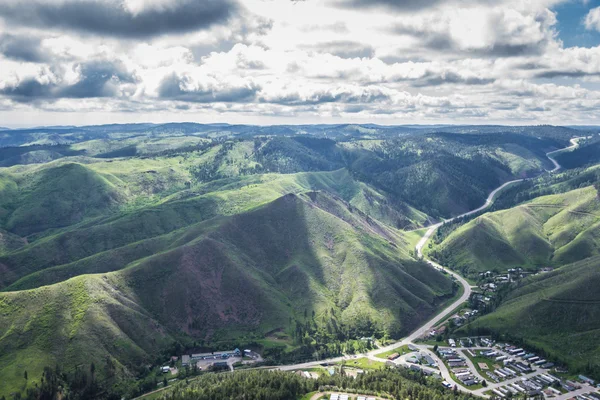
[0,126,576,398]
[0,275,173,397]
[0,169,428,290]
[341,132,559,217]
[430,185,600,276]
[0,191,454,397]
[0,163,123,237]
[462,255,600,375]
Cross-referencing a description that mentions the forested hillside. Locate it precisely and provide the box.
[461,255,600,376]
[0,123,580,398]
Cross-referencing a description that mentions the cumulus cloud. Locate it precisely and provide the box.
[0,0,237,38]
[389,6,556,57]
[0,0,599,124]
[1,60,136,102]
[0,34,49,63]
[157,73,259,103]
[332,0,490,12]
[585,6,600,31]
[300,41,375,59]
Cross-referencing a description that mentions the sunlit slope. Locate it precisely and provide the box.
[431,186,600,275]
[0,163,123,237]
[0,192,454,396]
[1,169,428,290]
[463,255,600,372]
[0,275,172,397]
[116,191,453,340]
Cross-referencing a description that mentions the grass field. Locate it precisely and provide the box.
[374,345,412,360]
[339,357,385,370]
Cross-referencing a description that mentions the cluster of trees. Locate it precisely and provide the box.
[4,364,110,400]
[265,310,377,365]
[188,136,344,183]
[158,368,478,400]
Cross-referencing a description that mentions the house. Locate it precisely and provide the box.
[422,355,436,366]
[508,347,523,355]
[579,375,596,385]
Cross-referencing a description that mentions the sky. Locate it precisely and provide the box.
[2,0,600,127]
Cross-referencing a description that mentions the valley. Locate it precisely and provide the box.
[0,123,599,400]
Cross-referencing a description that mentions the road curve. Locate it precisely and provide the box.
[268,137,583,391]
[546,137,582,173]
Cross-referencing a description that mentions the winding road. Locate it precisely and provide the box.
[270,137,583,397]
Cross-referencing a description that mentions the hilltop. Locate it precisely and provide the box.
[429,184,600,277]
[0,191,454,396]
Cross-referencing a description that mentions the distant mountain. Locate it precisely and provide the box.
[555,136,600,169]
[0,123,580,147]
[566,125,600,131]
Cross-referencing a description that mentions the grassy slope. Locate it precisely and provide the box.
[1,169,428,291]
[431,186,600,275]
[0,163,123,237]
[0,275,172,396]
[463,255,600,371]
[0,192,453,397]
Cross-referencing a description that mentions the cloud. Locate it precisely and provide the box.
[0,34,48,63]
[1,60,136,102]
[584,6,600,31]
[301,41,375,59]
[388,6,555,57]
[411,71,495,87]
[0,0,237,38]
[257,85,391,105]
[157,73,259,103]
[334,0,458,12]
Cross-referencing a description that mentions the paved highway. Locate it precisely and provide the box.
[546,137,582,173]
[270,137,583,398]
